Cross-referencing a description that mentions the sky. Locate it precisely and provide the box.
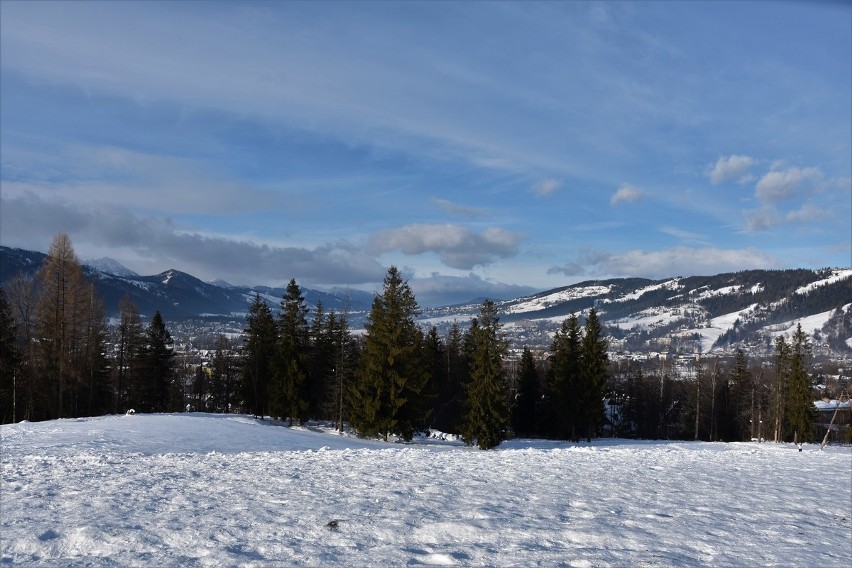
[1,1,850,306]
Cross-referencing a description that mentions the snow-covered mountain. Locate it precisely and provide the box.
[0,246,375,319]
[422,269,852,357]
[83,257,139,278]
[2,246,849,356]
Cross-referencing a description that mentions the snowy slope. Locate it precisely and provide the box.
[2,414,851,567]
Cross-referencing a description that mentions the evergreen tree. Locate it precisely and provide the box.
[271,279,310,425]
[0,288,21,424]
[211,334,237,413]
[729,349,754,441]
[511,346,539,437]
[114,295,144,412]
[351,266,429,441]
[422,326,445,428]
[308,302,333,419]
[771,335,790,442]
[579,308,608,441]
[139,311,175,412]
[431,321,467,433]
[462,300,509,450]
[76,283,111,417]
[241,293,276,418]
[327,309,357,431]
[545,314,581,440]
[784,324,815,443]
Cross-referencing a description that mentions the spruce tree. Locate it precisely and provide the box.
[271,279,310,425]
[545,313,581,440]
[784,324,815,443]
[462,300,509,450]
[211,334,237,413]
[512,346,539,437]
[423,326,445,428]
[351,266,429,441]
[114,295,144,413]
[729,349,753,441]
[579,308,608,441]
[772,335,790,442]
[242,293,276,418]
[139,311,175,412]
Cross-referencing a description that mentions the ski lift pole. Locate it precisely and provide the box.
[820,392,846,451]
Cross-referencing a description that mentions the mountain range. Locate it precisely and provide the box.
[1,245,850,358]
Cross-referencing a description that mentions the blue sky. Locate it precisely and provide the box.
[1,1,850,306]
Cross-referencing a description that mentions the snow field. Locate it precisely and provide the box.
[2,414,851,567]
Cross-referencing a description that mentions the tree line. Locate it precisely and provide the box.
[1,234,831,447]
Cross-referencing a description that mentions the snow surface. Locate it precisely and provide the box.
[609,279,681,303]
[795,269,852,295]
[2,413,851,567]
[769,308,839,339]
[505,285,612,315]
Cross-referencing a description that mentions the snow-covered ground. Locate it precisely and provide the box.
[2,414,850,567]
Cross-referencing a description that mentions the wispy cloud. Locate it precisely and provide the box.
[659,227,711,246]
[709,155,755,185]
[367,224,523,270]
[610,183,644,205]
[432,198,488,218]
[531,178,561,197]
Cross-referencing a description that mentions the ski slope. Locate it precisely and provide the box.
[2,413,851,567]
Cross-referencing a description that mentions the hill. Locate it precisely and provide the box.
[1,413,849,566]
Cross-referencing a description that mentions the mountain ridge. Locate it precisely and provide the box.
[2,245,849,358]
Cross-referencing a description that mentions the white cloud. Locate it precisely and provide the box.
[755,166,822,203]
[610,183,643,205]
[368,224,522,269]
[532,178,561,197]
[548,246,777,279]
[709,155,755,185]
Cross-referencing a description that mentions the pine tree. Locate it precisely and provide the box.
[784,324,815,443]
[139,311,175,412]
[77,283,110,417]
[729,349,753,441]
[462,300,509,450]
[579,308,608,441]
[545,313,581,440]
[114,295,144,413]
[241,293,276,418]
[327,309,357,431]
[271,279,310,425]
[512,346,539,437]
[211,334,237,413]
[422,326,445,429]
[351,266,429,441]
[772,335,790,442]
